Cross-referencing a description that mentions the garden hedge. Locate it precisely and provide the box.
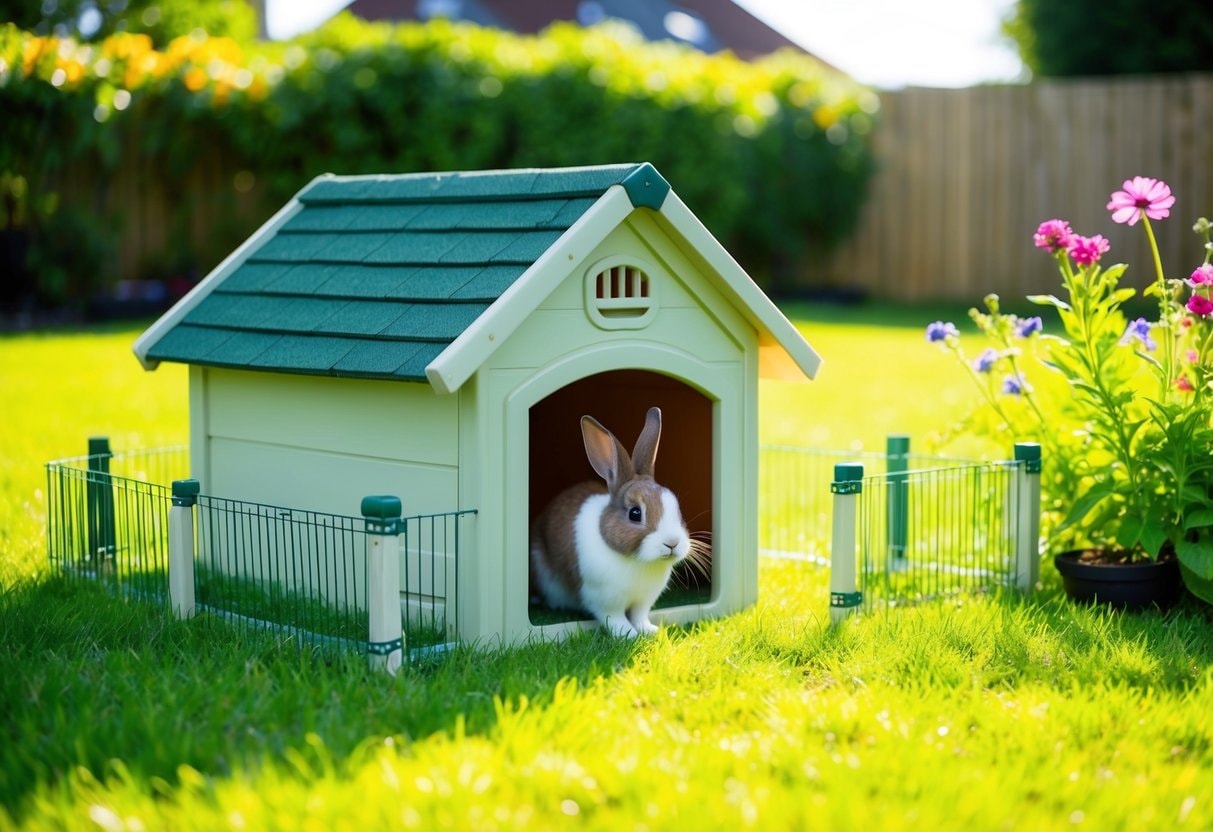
[0,14,877,307]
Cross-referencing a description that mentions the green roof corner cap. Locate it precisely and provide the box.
[621,163,670,211]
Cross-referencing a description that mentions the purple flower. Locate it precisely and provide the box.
[1188,263,1213,287]
[1015,316,1043,338]
[1001,374,1028,396]
[1033,219,1074,253]
[926,321,959,343]
[972,348,998,373]
[1120,317,1157,351]
[1068,234,1110,267]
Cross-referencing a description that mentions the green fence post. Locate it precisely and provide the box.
[886,434,910,569]
[363,495,404,675]
[169,480,199,619]
[86,436,116,563]
[1013,443,1042,593]
[830,462,864,623]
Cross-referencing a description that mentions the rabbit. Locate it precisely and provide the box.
[529,406,693,637]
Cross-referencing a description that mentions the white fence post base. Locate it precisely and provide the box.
[168,479,199,619]
[830,463,864,623]
[1013,443,1042,593]
[363,496,404,675]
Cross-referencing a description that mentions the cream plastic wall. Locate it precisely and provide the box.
[460,212,760,644]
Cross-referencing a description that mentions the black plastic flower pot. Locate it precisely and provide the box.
[1053,550,1183,610]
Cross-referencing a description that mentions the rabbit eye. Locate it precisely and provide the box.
[628,506,643,523]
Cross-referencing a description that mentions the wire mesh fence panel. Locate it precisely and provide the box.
[761,443,1029,613]
[193,495,370,658]
[45,448,189,600]
[857,462,1020,609]
[401,511,470,650]
[46,443,473,663]
[192,496,475,661]
[758,444,909,564]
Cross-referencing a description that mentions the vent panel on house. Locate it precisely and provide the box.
[586,263,656,329]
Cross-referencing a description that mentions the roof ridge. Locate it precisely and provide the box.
[297,163,650,205]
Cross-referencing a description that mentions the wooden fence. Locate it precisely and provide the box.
[820,74,1213,302]
[44,74,1213,306]
[54,143,268,292]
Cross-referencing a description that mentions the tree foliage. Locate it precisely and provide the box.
[0,0,255,47]
[1004,0,1213,77]
[0,14,877,305]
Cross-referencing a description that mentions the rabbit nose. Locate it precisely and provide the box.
[662,540,680,555]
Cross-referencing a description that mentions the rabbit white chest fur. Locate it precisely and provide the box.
[571,491,689,636]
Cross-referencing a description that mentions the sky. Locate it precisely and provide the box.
[266,0,1027,90]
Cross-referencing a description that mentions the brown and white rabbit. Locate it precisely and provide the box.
[529,406,691,637]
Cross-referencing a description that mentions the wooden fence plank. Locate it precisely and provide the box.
[43,74,1213,305]
[821,74,1213,301]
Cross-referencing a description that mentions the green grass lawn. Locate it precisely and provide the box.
[3,306,1212,830]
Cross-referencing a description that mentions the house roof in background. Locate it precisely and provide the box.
[343,0,818,62]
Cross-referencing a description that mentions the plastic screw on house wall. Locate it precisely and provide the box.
[169,479,199,618]
[363,495,404,675]
[1013,443,1042,593]
[830,462,864,623]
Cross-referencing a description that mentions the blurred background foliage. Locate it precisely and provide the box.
[0,8,878,312]
[1003,0,1213,77]
[0,0,256,46]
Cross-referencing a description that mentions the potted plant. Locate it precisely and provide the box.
[927,177,1213,609]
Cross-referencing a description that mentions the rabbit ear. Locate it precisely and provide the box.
[582,415,635,491]
[632,407,662,478]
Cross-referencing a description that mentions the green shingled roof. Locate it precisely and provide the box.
[141,163,670,382]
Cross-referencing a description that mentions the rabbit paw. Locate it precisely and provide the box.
[601,614,638,638]
[627,607,658,635]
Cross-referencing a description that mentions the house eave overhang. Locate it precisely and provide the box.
[131,193,312,371]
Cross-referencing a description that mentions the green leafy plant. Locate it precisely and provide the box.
[928,178,1213,599]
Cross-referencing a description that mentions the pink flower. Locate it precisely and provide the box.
[1107,176,1175,225]
[1187,349,1200,363]
[1033,219,1074,253]
[1189,263,1213,287]
[1187,295,1213,317]
[1068,234,1110,266]
[1176,375,1195,393]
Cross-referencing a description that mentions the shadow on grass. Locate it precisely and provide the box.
[0,574,647,822]
[4,567,1211,823]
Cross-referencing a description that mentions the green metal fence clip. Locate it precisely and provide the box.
[830,462,864,494]
[830,591,863,608]
[366,638,403,656]
[1014,442,1042,474]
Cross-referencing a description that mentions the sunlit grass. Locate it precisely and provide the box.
[3,311,1212,830]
